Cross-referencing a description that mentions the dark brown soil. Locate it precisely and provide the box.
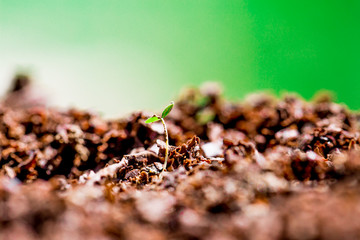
[1,82,360,240]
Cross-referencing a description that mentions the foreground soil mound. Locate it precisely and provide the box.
[1,84,360,240]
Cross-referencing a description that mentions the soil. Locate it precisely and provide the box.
[1,80,360,240]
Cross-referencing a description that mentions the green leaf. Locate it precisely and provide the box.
[196,108,215,124]
[161,101,174,118]
[145,116,160,123]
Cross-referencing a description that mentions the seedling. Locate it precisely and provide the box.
[145,101,174,176]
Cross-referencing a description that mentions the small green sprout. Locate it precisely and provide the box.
[145,101,174,176]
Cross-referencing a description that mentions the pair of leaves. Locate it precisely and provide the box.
[145,101,174,123]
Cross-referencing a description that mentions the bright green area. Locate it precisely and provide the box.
[0,0,359,116]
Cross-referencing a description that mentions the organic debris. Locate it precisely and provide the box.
[1,82,360,239]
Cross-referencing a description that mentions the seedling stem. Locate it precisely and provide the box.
[160,117,169,173]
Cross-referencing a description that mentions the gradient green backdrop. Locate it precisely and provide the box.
[0,0,359,117]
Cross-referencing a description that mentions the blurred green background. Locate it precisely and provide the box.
[0,0,359,117]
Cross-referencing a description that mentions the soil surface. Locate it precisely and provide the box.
[1,81,360,240]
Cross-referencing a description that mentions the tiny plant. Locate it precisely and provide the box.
[145,101,174,176]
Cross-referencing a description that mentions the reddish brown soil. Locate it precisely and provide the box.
[1,81,360,240]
